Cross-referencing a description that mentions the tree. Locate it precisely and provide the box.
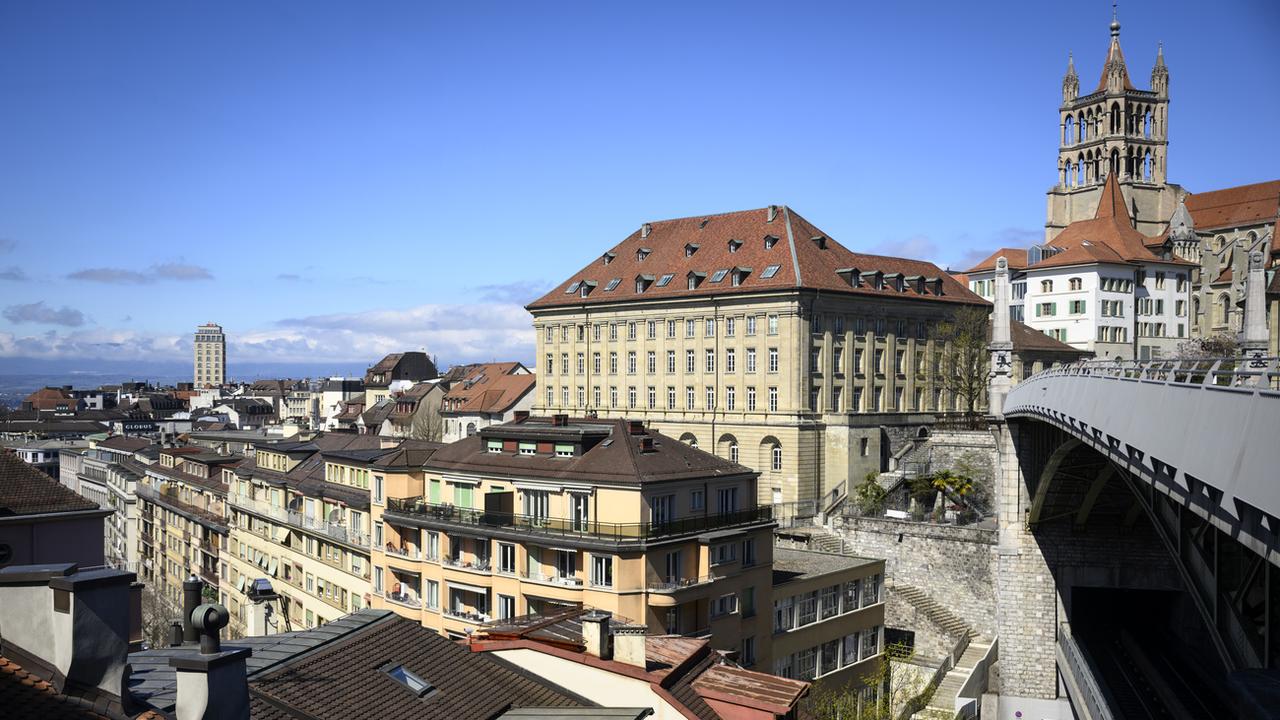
[139,582,182,649]
[804,642,931,720]
[1175,332,1239,359]
[851,472,887,517]
[409,403,443,442]
[930,306,991,414]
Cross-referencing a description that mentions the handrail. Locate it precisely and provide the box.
[1011,356,1280,394]
[1057,622,1115,720]
[383,498,773,542]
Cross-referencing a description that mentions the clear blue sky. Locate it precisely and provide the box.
[1,0,1276,371]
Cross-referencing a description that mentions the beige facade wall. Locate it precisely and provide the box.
[770,561,886,689]
[531,292,974,504]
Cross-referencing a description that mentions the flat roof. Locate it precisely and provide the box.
[771,547,880,586]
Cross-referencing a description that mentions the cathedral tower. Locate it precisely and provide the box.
[1045,12,1179,241]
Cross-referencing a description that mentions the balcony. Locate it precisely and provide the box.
[443,608,491,624]
[384,498,773,545]
[383,544,422,561]
[521,571,583,588]
[228,492,369,547]
[384,590,421,609]
[647,574,720,593]
[443,556,491,574]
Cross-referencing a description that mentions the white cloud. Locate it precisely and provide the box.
[0,302,536,366]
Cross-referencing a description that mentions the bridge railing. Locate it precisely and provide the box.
[1014,356,1280,394]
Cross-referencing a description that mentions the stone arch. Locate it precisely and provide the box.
[759,436,782,474]
[1027,438,1082,525]
[465,422,477,437]
[1215,293,1231,327]
[717,433,740,464]
[916,426,931,440]
[678,431,699,449]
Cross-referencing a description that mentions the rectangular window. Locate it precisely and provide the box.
[497,594,515,620]
[651,494,675,525]
[518,441,537,456]
[686,319,696,338]
[627,351,636,374]
[746,316,757,335]
[705,386,715,409]
[726,386,736,410]
[647,351,656,374]
[667,386,676,409]
[628,322,637,340]
[647,320,656,339]
[768,387,778,412]
[797,591,818,626]
[523,490,549,520]
[686,350,696,373]
[820,585,840,619]
[426,580,439,610]
[647,386,656,409]
[747,386,757,411]
[690,489,705,511]
[768,348,778,373]
[609,352,618,374]
[590,554,614,588]
[725,317,736,337]
[746,348,756,373]
[686,386,696,410]
[554,443,574,457]
[767,314,779,335]
[667,319,677,337]
[725,348,735,373]
[716,486,739,514]
[627,386,637,408]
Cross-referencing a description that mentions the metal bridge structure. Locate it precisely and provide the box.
[999,357,1280,717]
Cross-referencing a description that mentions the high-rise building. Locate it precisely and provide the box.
[194,322,226,388]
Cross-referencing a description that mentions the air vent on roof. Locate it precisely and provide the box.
[699,219,710,229]
[767,205,778,223]
[641,223,652,239]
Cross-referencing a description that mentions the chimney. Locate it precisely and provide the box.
[0,563,136,703]
[639,437,655,453]
[612,625,648,669]
[628,420,646,435]
[513,410,530,424]
[581,610,613,660]
[552,413,569,427]
[640,223,651,239]
[767,205,778,223]
[171,603,252,720]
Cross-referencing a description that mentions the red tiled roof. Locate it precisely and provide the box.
[528,206,985,310]
[441,363,535,415]
[1184,180,1280,231]
[964,248,1029,274]
[1033,174,1194,270]
[0,451,99,516]
[23,387,74,411]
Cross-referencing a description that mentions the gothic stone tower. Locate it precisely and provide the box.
[1045,14,1180,241]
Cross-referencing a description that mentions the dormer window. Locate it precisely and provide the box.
[655,273,674,288]
[728,239,743,253]
[929,277,944,295]
[684,243,700,257]
[810,235,828,250]
[836,268,862,287]
[710,269,728,283]
[884,273,904,291]
[602,252,615,266]
[486,439,502,453]
[637,248,651,262]
[566,281,581,294]
[861,270,883,289]
[579,281,597,298]
[764,235,779,250]
[686,271,706,290]
[761,264,781,279]
[635,275,654,293]
[604,277,621,291]
[730,267,751,287]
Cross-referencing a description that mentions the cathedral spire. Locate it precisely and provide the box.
[1151,42,1169,96]
[1062,52,1079,102]
[1097,7,1134,93]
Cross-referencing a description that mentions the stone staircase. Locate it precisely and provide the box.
[891,582,978,640]
[921,638,993,718]
[775,526,847,554]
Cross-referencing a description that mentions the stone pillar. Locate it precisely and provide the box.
[1241,249,1268,362]
[988,257,1014,418]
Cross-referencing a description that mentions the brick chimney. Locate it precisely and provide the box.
[627,420,646,435]
[552,414,569,427]
[513,410,530,423]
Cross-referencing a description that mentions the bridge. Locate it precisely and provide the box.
[995,357,1280,718]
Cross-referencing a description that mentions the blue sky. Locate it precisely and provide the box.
[1,1,1277,372]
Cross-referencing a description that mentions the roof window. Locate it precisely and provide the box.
[710,269,728,283]
[655,273,674,288]
[566,281,580,294]
[604,278,620,292]
[761,264,781,279]
[383,664,436,699]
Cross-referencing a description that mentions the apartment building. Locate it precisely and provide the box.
[223,433,393,635]
[194,322,226,388]
[527,206,989,504]
[0,450,108,569]
[60,443,144,568]
[439,361,536,442]
[127,447,238,610]
[364,352,438,406]
[368,414,883,685]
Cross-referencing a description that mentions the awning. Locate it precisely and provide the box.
[268,557,278,576]
[446,580,488,595]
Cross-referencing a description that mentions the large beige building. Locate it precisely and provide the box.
[193,322,226,388]
[526,206,989,505]
[368,414,886,688]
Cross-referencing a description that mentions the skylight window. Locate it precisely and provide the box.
[710,269,729,283]
[655,273,674,287]
[566,281,581,294]
[383,664,436,698]
[761,264,781,279]
[604,278,621,291]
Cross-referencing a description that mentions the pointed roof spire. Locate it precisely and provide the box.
[1065,52,1077,77]
[1095,172,1132,223]
[1167,194,1196,244]
[1096,4,1135,92]
[1155,41,1165,68]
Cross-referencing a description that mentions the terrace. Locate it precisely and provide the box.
[384,497,773,547]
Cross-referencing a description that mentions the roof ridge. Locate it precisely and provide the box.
[639,206,776,227]
[782,206,802,286]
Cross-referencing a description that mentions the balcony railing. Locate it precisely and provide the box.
[443,556,491,573]
[647,574,719,593]
[521,571,583,587]
[384,545,422,561]
[443,608,491,624]
[384,590,421,609]
[384,498,773,543]
[228,492,369,547]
